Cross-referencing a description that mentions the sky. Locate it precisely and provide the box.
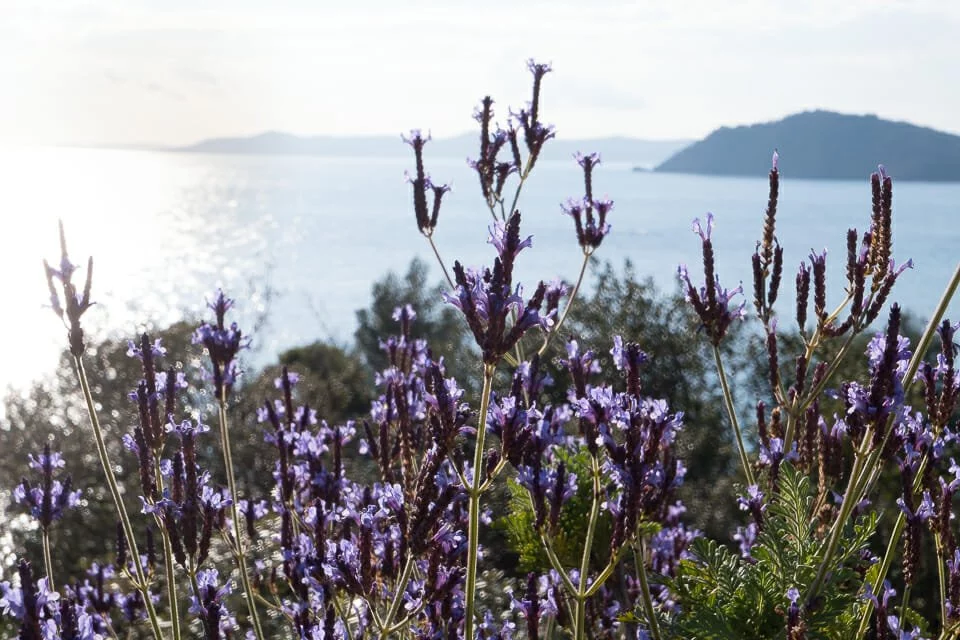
[1,0,959,147]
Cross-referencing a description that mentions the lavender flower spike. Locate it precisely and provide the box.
[14,444,82,530]
[192,289,248,399]
[44,221,94,357]
[403,129,450,235]
[445,212,551,364]
[562,152,613,253]
[678,213,746,345]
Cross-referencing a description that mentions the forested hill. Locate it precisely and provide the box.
[655,110,960,181]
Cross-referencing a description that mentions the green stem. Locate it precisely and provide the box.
[902,261,960,392]
[506,173,529,221]
[795,331,858,414]
[806,446,869,602]
[583,558,620,599]
[216,397,265,640]
[464,365,496,639]
[575,452,603,639]
[782,294,855,447]
[379,555,415,638]
[73,355,164,640]
[900,584,913,636]
[333,597,355,640]
[853,262,960,636]
[538,531,579,596]
[539,252,591,357]
[854,448,926,638]
[784,331,858,453]
[712,346,756,486]
[634,540,663,640]
[426,234,455,289]
[478,456,508,494]
[153,459,181,640]
[187,563,201,603]
[938,533,949,631]
[42,529,55,591]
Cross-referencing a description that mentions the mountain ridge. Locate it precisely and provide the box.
[175,131,691,168]
[655,110,960,181]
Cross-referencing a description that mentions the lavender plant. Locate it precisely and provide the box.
[2,60,959,640]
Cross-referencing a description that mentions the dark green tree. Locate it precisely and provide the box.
[354,257,478,392]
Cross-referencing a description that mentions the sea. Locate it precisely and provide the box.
[0,147,957,393]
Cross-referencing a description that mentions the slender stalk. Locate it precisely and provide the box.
[464,365,496,639]
[937,533,949,630]
[900,584,913,637]
[153,459,181,640]
[506,174,529,221]
[41,529,55,591]
[852,262,960,636]
[784,331,858,449]
[512,307,527,365]
[583,558,620,598]
[782,295,856,447]
[712,346,756,486]
[901,261,960,391]
[806,446,869,602]
[795,331,858,414]
[426,234,455,289]
[379,555,415,638]
[853,451,923,638]
[634,540,663,640]
[537,532,578,596]
[73,355,164,640]
[216,396,265,640]
[187,567,202,616]
[575,452,603,639]
[478,455,508,494]
[332,598,355,640]
[539,252,591,357]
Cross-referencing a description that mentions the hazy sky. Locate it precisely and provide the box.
[2,0,958,147]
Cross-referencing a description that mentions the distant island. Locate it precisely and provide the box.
[654,110,960,181]
[177,131,690,169]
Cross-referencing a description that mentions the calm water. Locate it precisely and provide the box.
[0,147,957,391]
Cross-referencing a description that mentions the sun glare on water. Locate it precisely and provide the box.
[0,146,216,392]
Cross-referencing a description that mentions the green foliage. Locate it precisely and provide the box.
[500,450,611,573]
[667,465,877,639]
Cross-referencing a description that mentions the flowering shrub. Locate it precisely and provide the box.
[1,60,959,640]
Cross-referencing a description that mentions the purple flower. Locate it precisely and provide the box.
[897,491,934,522]
[403,129,449,235]
[43,222,94,357]
[886,615,927,639]
[562,196,612,253]
[511,59,556,163]
[13,444,82,530]
[190,568,234,638]
[445,212,551,364]
[192,289,249,399]
[785,587,803,637]
[737,484,766,529]
[678,214,745,346]
[734,523,758,560]
[126,337,166,360]
[611,335,648,397]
